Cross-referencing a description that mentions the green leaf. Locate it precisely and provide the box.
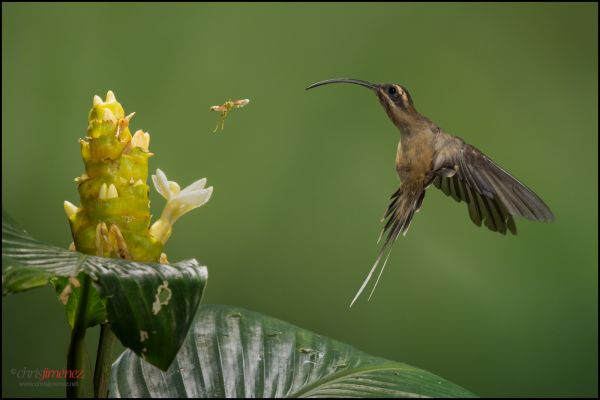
[2,259,54,294]
[53,274,108,329]
[110,305,476,398]
[90,257,207,370]
[2,210,88,294]
[2,209,208,371]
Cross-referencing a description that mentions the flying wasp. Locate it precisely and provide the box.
[210,98,250,133]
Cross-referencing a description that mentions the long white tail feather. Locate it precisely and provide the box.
[377,228,384,244]
[352,185,422,307]
[349,252,383,308]
[368,249,392,301]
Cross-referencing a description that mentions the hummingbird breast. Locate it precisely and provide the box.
[395,131,436,185]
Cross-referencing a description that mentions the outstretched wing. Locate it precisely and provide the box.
[433,141,554,235]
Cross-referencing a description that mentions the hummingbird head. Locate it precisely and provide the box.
[306,78,418,131]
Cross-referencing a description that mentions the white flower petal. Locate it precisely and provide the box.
[168,181,181,195]
[152,175,164,199]
[205,185,213,199]
[173,188,212,207]
[152,169,171,200]
[156,169,168,184]
[179,177,207,195]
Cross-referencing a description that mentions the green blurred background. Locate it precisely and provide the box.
[2,3,597,397]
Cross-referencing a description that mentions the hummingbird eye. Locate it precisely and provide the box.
[387,86,398,96]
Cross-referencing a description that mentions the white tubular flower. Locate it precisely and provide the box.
[149,168,213,244]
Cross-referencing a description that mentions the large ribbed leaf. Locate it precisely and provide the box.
[2,209,208,370]
[110,305,476,398]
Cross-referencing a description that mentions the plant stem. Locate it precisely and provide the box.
[67,274,92,398]
[93,323,116,398]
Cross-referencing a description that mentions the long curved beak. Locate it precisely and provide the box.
[305,78,379,91]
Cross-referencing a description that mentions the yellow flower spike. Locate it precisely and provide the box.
[69,90,218,262]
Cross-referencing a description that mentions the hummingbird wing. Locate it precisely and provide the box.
[433,142,554,234]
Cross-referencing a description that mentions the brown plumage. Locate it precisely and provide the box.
[306,78,554,306]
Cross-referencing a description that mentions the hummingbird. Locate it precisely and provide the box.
[305,78,554,307]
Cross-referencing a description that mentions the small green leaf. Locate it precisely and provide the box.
[110,305,476,398]
[2,209,208,371]
[53,274,108,329]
